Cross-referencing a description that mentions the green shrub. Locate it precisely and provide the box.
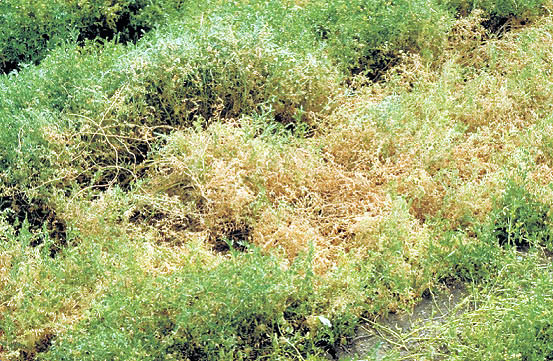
[52,18,340,189]
[0,0,191,74]
[116,18,340,125]
[0,40,131,246]
[301,0,452,77]
[0,109,65,252]
[429,228,501,282]
[489,180,552,249]
[41,249,328,360]
[477,0,546,16]
[0,39,127,192]
[442,0,547,18]
[181,0,452,79]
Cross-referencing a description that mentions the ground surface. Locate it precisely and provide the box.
[338,281,468,360]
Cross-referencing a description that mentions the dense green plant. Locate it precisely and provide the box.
[443,254,553,361]
[40,249,330,360]
[301,0,452,77]
[0,40,133,248]
[41,18,340,190]
[0,0,191,74]
[0,40,126,206]
[439,230,501,282]
[376,252,553,361]
[117,18,339,125]
[185,0,453,78]
[489,179,552,249]
[442,0,547,18]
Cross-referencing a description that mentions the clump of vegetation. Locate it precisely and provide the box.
[40,249,322,360]
[443,0,548,18]
[489,179,552,249]
[379,252,553,361]
[117,19,340,125]
[0,0,194,74]
[451,256,553,361]
[2,0,553,359]
[303,0,452,78]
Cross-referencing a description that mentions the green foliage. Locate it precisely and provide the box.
[40,249,325,360]
[116,18,339,126]
[0,19,339,191]
[442,0,547,18]
[173,0,452,78]
[489,180,552,249]
[2,0,553,359]
[301,0,452,77]
[0,41,127,234]
[442,255,553,361]
[430,228,501,282]
[0,0,189,74]
[477,0,547,16]
[374,252,553,360]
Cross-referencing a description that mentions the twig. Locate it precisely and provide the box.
[282,337,305,361]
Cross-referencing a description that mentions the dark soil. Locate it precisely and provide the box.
[336,280,469,360]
